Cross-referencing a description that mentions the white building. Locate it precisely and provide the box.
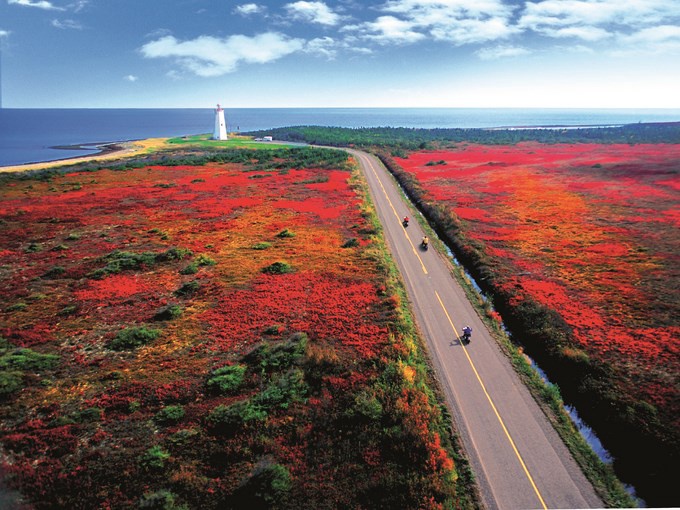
[213,104,227,140]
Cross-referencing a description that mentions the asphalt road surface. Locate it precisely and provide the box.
[350,149,603,510]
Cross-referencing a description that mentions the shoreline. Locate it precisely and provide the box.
[0,138,171,174]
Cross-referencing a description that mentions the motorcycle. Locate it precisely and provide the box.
[402,218,409,228]
[421,239,429,251]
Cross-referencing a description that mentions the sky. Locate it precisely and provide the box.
[0,0,679,108]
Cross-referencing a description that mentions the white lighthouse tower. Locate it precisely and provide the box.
[213,104,227,140]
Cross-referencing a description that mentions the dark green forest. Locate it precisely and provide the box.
[247,122,680,149]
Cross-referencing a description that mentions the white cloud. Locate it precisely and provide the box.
[8,0,64,10]
[0,30,10,38]
[476,44,530,60]
[140,32,305,77]
[305,36,338,58]
[349,15,426,44]
[285,1,341,26]
[355,0,519,46]
[616,25,680,54]
[235,3,264,16]
[519,0,680,43]
[124,75,138,82]
[51,18,82,30]
[70,0,88,13]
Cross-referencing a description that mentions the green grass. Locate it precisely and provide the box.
[167,134,292,150]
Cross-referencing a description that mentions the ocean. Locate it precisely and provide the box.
[1,107,680,167]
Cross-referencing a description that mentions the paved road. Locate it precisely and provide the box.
[350,149,603,510]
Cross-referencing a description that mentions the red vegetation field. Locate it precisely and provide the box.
[0,153,463,509]
[392,142,679,503]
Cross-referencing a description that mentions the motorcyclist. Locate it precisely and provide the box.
[421,236,429,249]
[403,216,410,227]
[462,325,472,342]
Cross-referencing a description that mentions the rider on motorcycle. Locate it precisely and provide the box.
[403,216,410,227]
[421,236,429,248]
[462,325,472,341]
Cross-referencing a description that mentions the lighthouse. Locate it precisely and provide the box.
[213,104,227,140]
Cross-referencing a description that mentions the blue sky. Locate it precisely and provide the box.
[1,0,679,108]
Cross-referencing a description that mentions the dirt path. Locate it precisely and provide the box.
[350,148,603,510]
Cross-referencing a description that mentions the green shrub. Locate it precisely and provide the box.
[236,458,292,506]
[155,405,185,424]
[43,266,65,278]
[179,262,198,275]
[73,407,103,423]
[0,371,23,397]
[140,445,171,470]
[207,400,267,433]
[66,232,81,240]
[58,304,78,316]
[206,364,246,394]
[353,389,383,420]
[0,346,59,371]
[276,229,295,238]
[168,428,199,445]
[196,254,216,266]
[262,261,293,274]
[252,242,272,250]
[153,304,183,321]
[255,369,307,410]
[138,489,188,510]
[246,333,308,373]
[341,238,359,248]
[108,327,161,350]
[5,302,27,312]
[174,281,200,296]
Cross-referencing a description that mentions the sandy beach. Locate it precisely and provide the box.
[0,137,171,174]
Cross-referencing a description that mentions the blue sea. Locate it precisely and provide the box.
[1,107,680,167]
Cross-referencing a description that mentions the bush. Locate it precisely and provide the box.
[276,229,295,238]
[0,371,23,397]
[155,405,185,424]
[153,304,183,321]
[235,458,292,507]
[206,365,246,394]
[140,445,171,470]
[73,407,103,423]
[179,262,198,275]
[108,327,161,350]
[174,281,200,296]
[246,333,308,373]
[255,369,307,410]
[262,261,293,275]
[196,254,216,266]
[252,242,272,250]
[207,400,267,433]
[341,238,359,248]
[0,346,59,371]
[138,490,188,510]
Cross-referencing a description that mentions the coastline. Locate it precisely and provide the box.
[0,138,171,173]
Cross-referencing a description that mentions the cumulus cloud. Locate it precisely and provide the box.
[235,3,264,16]
[304,36,338,58]
[347,0,518,46]
[124,75,138,82]
[347,15,426,44]
[0,30,10,38]
[140,32,305,77]
[285,1,341,26]
[51,18,82,30]
[519,0,680,45]
[8,0,64,10]
[616,25,680,54]
[476,44,530,60]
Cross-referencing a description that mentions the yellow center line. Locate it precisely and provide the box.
[365,157,428,275]
[434,290,548,510]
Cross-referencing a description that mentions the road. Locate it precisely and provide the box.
[350,149,603,510]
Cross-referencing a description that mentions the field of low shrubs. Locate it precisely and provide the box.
[0,148,473,509]
[379,141,679,507]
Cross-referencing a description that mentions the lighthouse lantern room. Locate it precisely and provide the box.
[213,104,228,140]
